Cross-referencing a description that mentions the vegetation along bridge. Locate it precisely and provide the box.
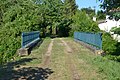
[0,31,120,80]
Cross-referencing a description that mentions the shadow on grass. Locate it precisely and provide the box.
[0,58,53,80]
[28,39,43,55]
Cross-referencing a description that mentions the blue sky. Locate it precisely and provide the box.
[76,0,102,12]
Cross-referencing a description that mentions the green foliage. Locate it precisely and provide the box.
[111,27,120,35]
[93,56,120,80]
[105,55,120,62]
[113,12,120,21]
[2,0,119,65]
[98,0,120,20]
[98,0,120,62]
[57,19,72,37]
[69,10,100,36]
[98,0,120,12]
[81,7,95,19]
[0,0,43,64]
[97,10,106,20]
[0,0,77,64]
[102,32,117,54]
[64,0,78,17]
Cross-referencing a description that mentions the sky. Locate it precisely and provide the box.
[76,0,102,12]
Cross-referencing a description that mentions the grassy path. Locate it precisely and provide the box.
[0,38,120,80]
[61,38,80,80]
[42,39,54,67]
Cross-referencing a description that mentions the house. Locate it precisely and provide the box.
[97,15,120,42]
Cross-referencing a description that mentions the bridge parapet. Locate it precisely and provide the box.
[18,31,40,56]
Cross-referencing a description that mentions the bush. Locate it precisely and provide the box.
[0,0,42,64]
[105,55,120,62]
[102,32,117,54]
[69,11,100,36]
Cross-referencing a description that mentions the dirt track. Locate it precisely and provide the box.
[42,39,54,67]
[61,38,80,80]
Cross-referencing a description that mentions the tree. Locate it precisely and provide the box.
[64,0,78,17]
[98,0,120,34]
[97,10,106,20]
[39,0,65,36]
[81,7,95,19]
[0,0,44,64]
[69,10,100,36]
[98,0,120,12]
[98,0,120,19]
[0,0,76,64]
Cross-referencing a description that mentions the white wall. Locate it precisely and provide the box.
[98,15,120,42]
[98,16,120,32]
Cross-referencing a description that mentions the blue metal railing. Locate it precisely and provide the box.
[21,31,40,48]
[74,32,102,49]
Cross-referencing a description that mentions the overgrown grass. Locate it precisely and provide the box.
[48,38,71,80]
[64,38,103,80]
[1,38,120,80]
[65,38,120,80]
[23,38,51,67]
[0,38,51,78]
[92,56,120,80]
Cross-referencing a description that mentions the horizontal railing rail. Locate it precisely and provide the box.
[74,32,102,49]
[21,31,40,48]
